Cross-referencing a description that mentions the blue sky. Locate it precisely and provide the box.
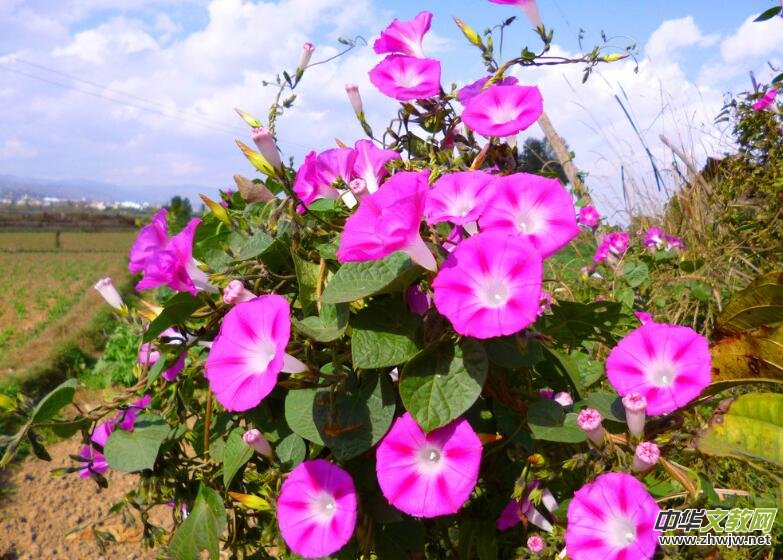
[0,0,781,218]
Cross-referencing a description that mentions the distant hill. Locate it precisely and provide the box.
[0,174,219,206]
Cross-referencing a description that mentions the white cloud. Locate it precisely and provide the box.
[644,16,718,61]
[53,18,160,64]
[0,137,38,159]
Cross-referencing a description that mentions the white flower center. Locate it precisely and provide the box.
[605,515,637,548]
[395,69,423,88]
[417,445,444,475]
[491,103,521,124]
[248,340,277,373]
[477,279,511,308]
[310,492,338,523]
[449,197,474,218]
[647,360,678,387]
[515,209,542,235]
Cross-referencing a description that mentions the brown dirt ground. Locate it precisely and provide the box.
[0,437,170,560]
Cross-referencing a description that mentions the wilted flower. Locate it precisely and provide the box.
[78,445,108,479]
[277,460,357,558]
[578,205,600,229]
[553,391,573,407]
[205,295,307,412]
[527,535,546,553]
[424,170,496,226]
[577,408,604,445]
[488,0,543,28]
[461,84,543,137]
[432,230,543,339]
[369,54,442,101]
[566,472,660,560]
[752,87,779,111]
[606,322,712,415]
[345,84,364,115]
[632,442,660,473]
[407,284,431,316]
[243,429,273,458]
[223,280,256,305]
[298,41,315,70]
[352,139,401,194]
[537,388,555,399]
[250,127,282,170]
[376,413,482,518]
[478,173,580,258]
[93,277,124,310]
[497,495,553,532]
[457,75,518,105]
[622,391,647,437]
[337,170,436,271]
[373,11,432,58]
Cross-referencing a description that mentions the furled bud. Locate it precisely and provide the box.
[540,488,558,514]
[251,127,283,170]
[453,16,482,47]
[622,391,647,437]
[631,441,660,473]
[407,284,431,316]
[522,500,553,532]
[345,84,364,115]
[298,41,315,70]
[577,408,605,445]
[223,280,256,305]
[94,277,124,310]
[243,428,273,458]
[602,53,630,62]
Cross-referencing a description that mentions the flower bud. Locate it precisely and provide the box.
[94,277,124,310]
[298,41,315,70]
[345,84,364,115]
[631,441,660,473]
[243,428,273,458]
[537,388,554,399]
[540,488,558,514]
[522,500,553,532]
[527,535,546,553]
[553,391,573,408]
[577,408,605,445]
[250,127,283,170]
[223,280,256,305]
[407,284,430,316]
[602,53,630,62]
[622,392,647,437]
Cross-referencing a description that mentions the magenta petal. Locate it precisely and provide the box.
[606,323,711,415]
[294,150,340,207]
[317,147,356,188]
[424,170,496,226]
[162,352,187,382]
[461,84,543,137]
[752,87,778,111]
[376,413,482,518]
[478,173,579,258]
[497,499,523,531]
[432,230,543,339]
[566,472,660,560]
[373,11,432,58]
[128,208,168,274]
[337,170,430,264]
[369,55,441,101]
[205,295,291,412]
[277,460,357,558]
[457,75,519,106]
[352,139,401,193]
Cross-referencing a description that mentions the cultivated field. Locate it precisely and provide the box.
[0,231,135,373]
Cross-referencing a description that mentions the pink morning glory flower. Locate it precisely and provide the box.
[565,472,660,560]
[632,442,660,473]
[115,394,152,431]
[594,232,629,263]
[578,205,600,229]
[369,54,442,101]
[337,170,436,271]
[752,88,778,111]
[373,11,432,58]
[432,230,543,339]
[527,535,546,553]
[461,84,543,137]
[318,147,356,188]
[488,0,543,29]
[457,75,519,106]
[277,459,357,558]
[128,208,168,274]
[293,151,340,208]
[352,139,401,194]
[376,413,482,518]
[135,218,215,295]
[298,41,315,70]
[78,445,108,479]
[478,173,580,258]
[664,235,684,251]
[205,295,307,412]
[553,391,573,407]
[643,227,664,249]
[424,170,496,226]
[606,322,712,416]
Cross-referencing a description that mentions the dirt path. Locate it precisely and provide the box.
[0,437,168,560]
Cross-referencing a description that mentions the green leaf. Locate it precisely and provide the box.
[30,378,77,424]
[687,281,712,303]
[351,299,422,368]
[540,300,635,347]
[223,429,254,487]
[716,271,783,336]
[697,393,783,467]
[321,252,421,304]
[527,400,586,443]
[144,293,203,342]
[292,253,321,313]
[276,433,306,470]
[622,261,649,288]
[711,324,783,381]
[228,230,275,260]
[169,484,227,560]
[754,6,782,21]
[615,286,635,309]
[484,337,543,369]
[539,347,585,399]
[103,414,170,472]
[293,303,349,342]
[400,339,488,432]
[285,373,396,460]
[584,391,626,423]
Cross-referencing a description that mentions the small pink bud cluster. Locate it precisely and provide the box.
[577,408,604,445]
[527,535,546,553]
[632,441,660,473]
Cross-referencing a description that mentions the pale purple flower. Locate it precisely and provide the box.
[298,41,315,69]
[407,284,431,316]
[94,277,124,310]
[553,391,573,408]
[251,127,283,170]
[345,84,364,115]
